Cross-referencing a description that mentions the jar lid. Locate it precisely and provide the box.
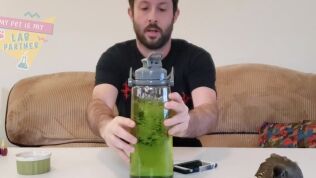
[16,150,51,161]
[128,52,174,86]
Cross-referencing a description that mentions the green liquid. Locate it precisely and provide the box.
[131,99,173,178]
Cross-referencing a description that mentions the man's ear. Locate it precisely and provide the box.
[173,9,180,23]
[128,8,133,20]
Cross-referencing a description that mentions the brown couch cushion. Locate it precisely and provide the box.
[199,134,259,147]
[5,72,103,146]
[215,64,316,134]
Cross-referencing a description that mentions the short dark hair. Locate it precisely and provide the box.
[128,0,179,14]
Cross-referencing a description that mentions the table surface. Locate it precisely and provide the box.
[0,147,314,178]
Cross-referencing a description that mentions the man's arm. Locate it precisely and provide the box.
[187,87,218,137]
[87,84,118,136]
[164,87,218,138]
[87,84,137,162]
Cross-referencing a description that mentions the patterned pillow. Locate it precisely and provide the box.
[258,120,316,148]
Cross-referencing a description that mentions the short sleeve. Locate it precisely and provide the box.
[95,47,124,90]
[188,51,216,92]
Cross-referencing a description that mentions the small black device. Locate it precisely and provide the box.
[174,160,218,174]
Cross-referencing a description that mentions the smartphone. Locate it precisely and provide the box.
[174,160,218,174]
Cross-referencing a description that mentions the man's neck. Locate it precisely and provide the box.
[136,39,172,59]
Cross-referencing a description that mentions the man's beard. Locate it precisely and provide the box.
[133,20,174,50]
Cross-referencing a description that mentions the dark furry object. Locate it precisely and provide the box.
[255,153,303,178]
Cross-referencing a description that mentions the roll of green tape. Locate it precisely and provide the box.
[16,151,51,175]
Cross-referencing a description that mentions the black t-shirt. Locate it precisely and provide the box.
[95,39,216,147]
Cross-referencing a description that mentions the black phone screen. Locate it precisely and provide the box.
[174,160,217,174]
[176,160,205,169]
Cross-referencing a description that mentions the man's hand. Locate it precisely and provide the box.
[163,92,190,137]
[99,117,137,163]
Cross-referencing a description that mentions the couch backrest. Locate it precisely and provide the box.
[5,72,103,146]
[215,64,316,133]
[5,64,316,146]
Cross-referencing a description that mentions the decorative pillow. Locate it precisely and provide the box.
[299,120,316,148]
[258,120,316,148]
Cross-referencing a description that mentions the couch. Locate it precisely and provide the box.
[5,64,316,147]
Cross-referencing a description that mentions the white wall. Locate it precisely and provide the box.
[1,0,316,145]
